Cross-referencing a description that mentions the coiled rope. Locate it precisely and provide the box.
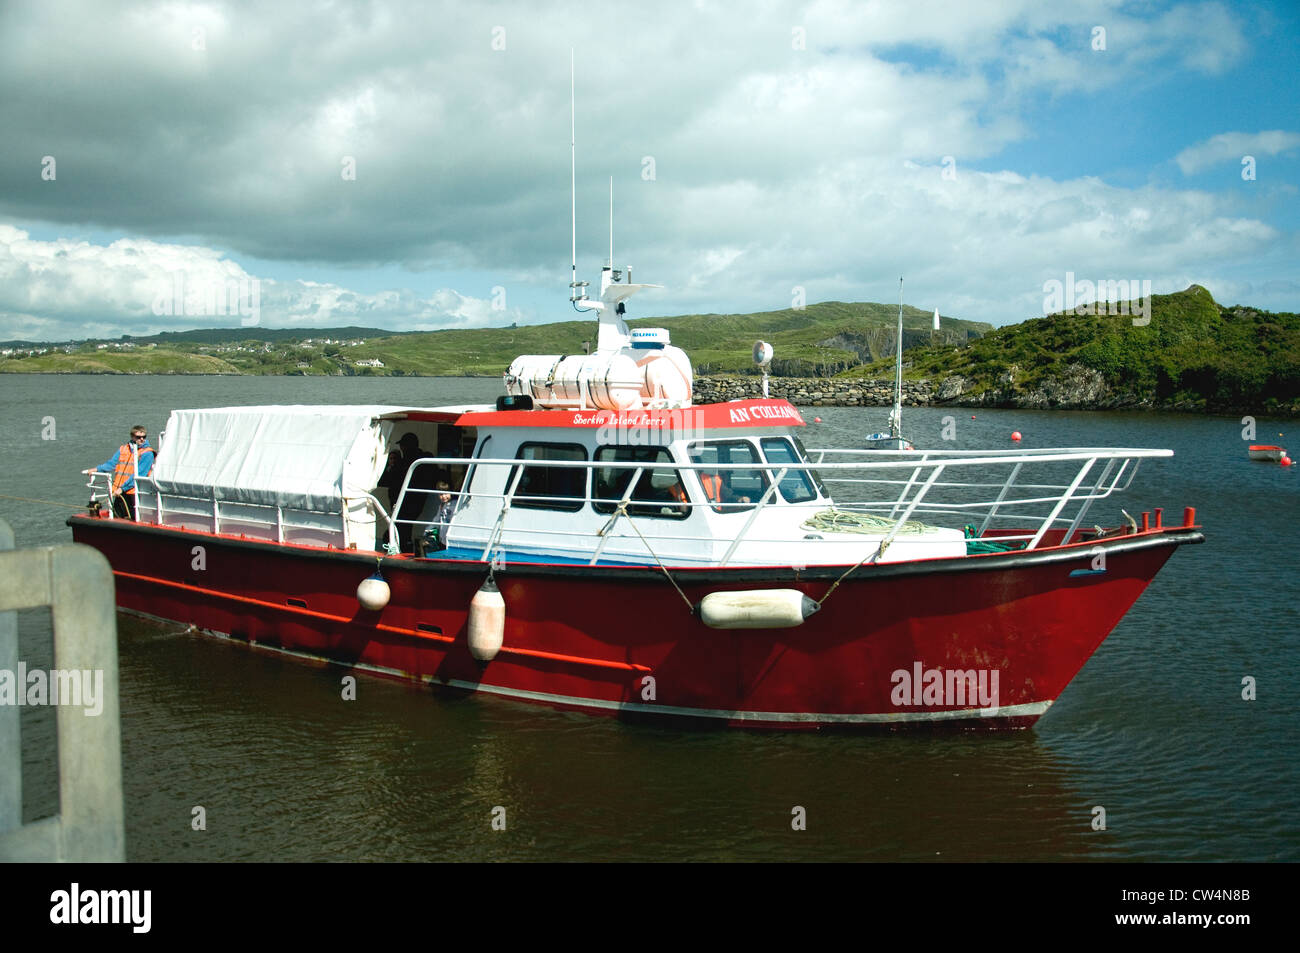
[809,509,946,607]
[801,508,942,536]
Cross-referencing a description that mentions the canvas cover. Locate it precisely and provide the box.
[153,405,406,513]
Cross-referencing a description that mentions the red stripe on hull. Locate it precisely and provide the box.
[68,516,1194,730]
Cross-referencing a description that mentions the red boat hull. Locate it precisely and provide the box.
[68,515,1202,730]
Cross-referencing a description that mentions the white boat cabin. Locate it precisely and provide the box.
[127,399,967,568]
[431,398,964,566]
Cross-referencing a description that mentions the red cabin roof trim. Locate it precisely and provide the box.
[449,398,806,431]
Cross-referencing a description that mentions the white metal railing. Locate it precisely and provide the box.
[86,472,399,553]
[384,447,1173,563]
[81,446,1174,565]
[83,471,135,520]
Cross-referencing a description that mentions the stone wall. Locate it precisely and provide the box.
[693,375,941,406]
[693,366,1136,410]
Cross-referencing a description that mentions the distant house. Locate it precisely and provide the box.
[354,358,385,368]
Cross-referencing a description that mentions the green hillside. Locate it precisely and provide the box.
[0,301,988,377]
[1,349,240,375]
[346,301,987,377]
[843,285,1300,413]
[5,286,1296,413]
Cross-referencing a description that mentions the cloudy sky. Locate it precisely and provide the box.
[1,0,1297,342]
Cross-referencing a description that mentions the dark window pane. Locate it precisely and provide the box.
[760,437,818,503]
[593,446,689,519]
[686,440,768,512]
[512,443,587,512]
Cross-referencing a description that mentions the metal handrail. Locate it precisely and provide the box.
[383,448,1171,559]
[341,491,399,554]
[84,446,1176,563]
[112,475,397,551]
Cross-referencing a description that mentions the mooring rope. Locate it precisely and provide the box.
[613,501,695,613]
[817,544,886,607]
[0,493,85,509]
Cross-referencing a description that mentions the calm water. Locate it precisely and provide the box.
[2,374,1297,861]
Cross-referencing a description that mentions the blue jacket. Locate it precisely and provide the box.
[97,441,156,493]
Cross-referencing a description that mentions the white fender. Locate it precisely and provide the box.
[357,573,391,611]
[468,576,506,661]
[698,589,819,629]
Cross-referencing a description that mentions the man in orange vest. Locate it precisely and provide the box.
[665,477,690,514]
[91,425,156,521]
[700,472,723,507]
[699,472,751,511]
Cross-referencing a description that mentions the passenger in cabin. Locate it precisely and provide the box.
[380,433,429,504]
[422,481,461,552]
[437,428,467,491]
[87,425,156,521]
[380,432,441,551]
[665,479,690,515]
[698,472,751,512]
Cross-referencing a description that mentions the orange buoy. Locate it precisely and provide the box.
[814,417,822,423]
[1011,431,1022,442]
[1282,455,1293,467]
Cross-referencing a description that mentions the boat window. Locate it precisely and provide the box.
[436,425,474,492]
[593,447,689,520]
[789,435,827,496]
[760,437,819,503]
[685,440,769,512]
[511,442,587,512]
[461,435,491,501]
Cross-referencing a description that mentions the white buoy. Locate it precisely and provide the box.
[357,572,391,611]
[698,589,820,629]
[468,576,505,661]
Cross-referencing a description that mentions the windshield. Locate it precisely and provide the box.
[760,436,821,503]
[686,440,769,512]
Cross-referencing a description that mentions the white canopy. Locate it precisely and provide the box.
[153,405,407,513]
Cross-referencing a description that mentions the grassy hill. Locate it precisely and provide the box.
[843,285,1300,413]
[0,302,989,377]
[1,349,241,375]
[343,301,987,377]
[6,286,1296,413]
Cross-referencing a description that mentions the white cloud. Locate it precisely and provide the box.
[0,226,516,340]
[0,0,1288,335]
[1175,130,1300,175]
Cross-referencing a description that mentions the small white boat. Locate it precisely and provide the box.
[865,278,915,450]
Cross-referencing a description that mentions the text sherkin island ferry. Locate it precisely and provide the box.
[70,263,1202,730]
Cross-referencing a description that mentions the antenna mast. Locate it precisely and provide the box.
[569,51,589,309]
[892,276,904,440]
[570,51,576,294]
